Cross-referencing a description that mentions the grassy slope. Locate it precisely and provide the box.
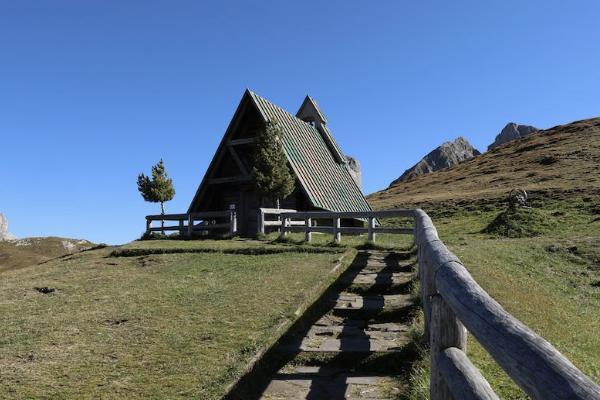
[368,118,600,398]
[0,237,95,273]
[0,240,348,399]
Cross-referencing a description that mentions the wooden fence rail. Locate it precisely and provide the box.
[276,209,414,243]
[145,209,237,237]
[257,208,298,235]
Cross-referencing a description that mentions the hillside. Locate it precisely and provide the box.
[0,237,95,272]
[370,117,600,210]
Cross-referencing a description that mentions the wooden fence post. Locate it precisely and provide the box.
[430,294,467,400]
[145,217,151,235]
[187,213,193,237]
[333,217,341,243]
[279,217,286,238]
[367,217,375,242]
[305,217,312,242]
[258,209,265,235]
[229,206,237,236]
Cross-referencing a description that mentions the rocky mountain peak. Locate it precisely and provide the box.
[389,136,480,186]
[0,213,16,241]
[488,122,538,150]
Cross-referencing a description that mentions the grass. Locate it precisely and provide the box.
[481,206,556,238]
[0,241,352,399]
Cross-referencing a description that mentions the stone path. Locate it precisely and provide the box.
[259,250,418,399]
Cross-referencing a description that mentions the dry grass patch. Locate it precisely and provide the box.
[0,244,350,399]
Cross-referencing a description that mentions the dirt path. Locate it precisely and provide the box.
[257,250,419,399]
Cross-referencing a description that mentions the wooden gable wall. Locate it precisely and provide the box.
[189,95,311,236]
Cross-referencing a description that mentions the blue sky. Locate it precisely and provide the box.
[1,1,599,244]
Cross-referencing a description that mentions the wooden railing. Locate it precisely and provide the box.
[413,208,600,400]
[257,208,299,235]
[271,208,600,399]
[278,209,414,242]
[145,209,237,236]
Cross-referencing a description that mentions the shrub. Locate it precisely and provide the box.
[482,207,555,238]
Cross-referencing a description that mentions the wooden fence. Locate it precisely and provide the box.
[266,208,600,399]
[413,208,599,400]
[257,208,299,235]
[145,209,237,236]
[276,209,414,242]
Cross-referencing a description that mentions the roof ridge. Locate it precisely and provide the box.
[249,91,312,125]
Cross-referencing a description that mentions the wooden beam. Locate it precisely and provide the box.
[228,145,248,176]
[149,226,187,232]
[436,348,499,400]
[280,209,415,219]
[430,295,467,400]
[146,213,189,221]
[229,138,255,146]
[208,176,252,185]
[189,210,230,219]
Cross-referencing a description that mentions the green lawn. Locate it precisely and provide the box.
[404,197,600,399]
[0,241,352,399]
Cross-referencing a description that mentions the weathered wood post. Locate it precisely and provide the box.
[422,256,434,344]
[187,213,193,237]
[367,216,375,242]
[179,218,184,234]
[415,211,442,344]
[333,216,341,243]
[305,217,312,242]
[430,294,467,400]
[229,205,237,236]
[258,209,265,235]
[280,216,288,238]
[415,217,427,338]
[145,217,151,236]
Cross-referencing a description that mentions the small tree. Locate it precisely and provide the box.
[137,159,175,228]
[253,120,295,208]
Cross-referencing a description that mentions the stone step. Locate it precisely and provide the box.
[279,313,410,354]
[260,365,403,399]
[332,293,413,312]
[347,262,414,274]
[341,272,414,289]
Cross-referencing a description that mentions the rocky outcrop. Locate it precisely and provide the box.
[346,156,361,189]
[0,213,15,241]
[389,137,480,186]
[488,123,538,150]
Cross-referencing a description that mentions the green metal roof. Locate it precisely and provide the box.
[249,91,372,213]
